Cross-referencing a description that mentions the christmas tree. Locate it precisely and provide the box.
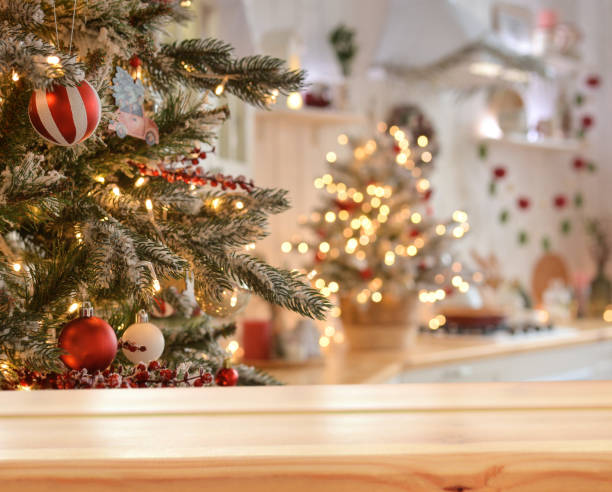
[285,106,469,332]
[0,0,329,389]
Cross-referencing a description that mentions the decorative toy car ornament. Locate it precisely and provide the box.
[109,67,159,146]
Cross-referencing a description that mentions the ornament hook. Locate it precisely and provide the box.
[135,309,149,323]
[81,301,94,318]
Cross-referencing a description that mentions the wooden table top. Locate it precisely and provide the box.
[2,382,612,491]
[265,319,612,384]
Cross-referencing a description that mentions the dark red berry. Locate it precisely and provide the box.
[493,166,507,179]
[573,157,586,170]
[148,360,160,371]
[554,194,567,209]
[193,378,203,387]
[582,115,594,128]
[517,197,530,210]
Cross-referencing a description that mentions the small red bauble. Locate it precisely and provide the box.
[58,303,117,372]
[581,115,594,129]
[28,80,101,146]
[554,194,567,209]
[215,360,239,387]
[517,197,531,210]
[573,157,586,170]
[359,268,373,280]
[586,75,601,88]
[493,166,507,179]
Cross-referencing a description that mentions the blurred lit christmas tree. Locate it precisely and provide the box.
[0,0,329,389]
[283,106,469,347]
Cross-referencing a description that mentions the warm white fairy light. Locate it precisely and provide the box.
[343,227,353,238]
[407,245,418,256]
[429,318,440,330]
[384,251,395,266]
[338,210,349,221]
[314,178,324,189]
[215,83,225,96]
[314,278,325,289]
[416,179,430,192]
[371,291,383,303]
[337,134,348,145]
[451,275,463,287]
[393,130,405,141]
[319,336,330,348]
[350,218,360,229]
[134,177,145,187]
[452,262,462,272]
[421,151,432,163]
[472,271,484,283]
[12,262,21,272]
[324,211,336,223]
[12,71,19,82]
[112,186,120,197]
[211,198,220,209]
[355,250,366,260]
[414,237,425,248]
[354,147,366,160]
[281,242,292,253]
[389,125,399,136]
[319,242,330,253]
[453,227,465,238]
[145,199,153,211]
[328,281,339,293]
[417,135,429,147]
[297,242,309,254]
[604,306,612,322]
[153,279,161,292]
[396,153,408,165]
[46,55,60,65]
[458,282,470,293]
[326,151,337,163]
[322,174,333,185]
[353,192,363,203]
[227,340,239,354]
[68,302,80,313]
[379,205,390,215]
[286,92,303,110]
[235,200,244,210]
[410,212,422,224]
[452,210,468,223]
[370,197,381,208]
[435,224,446,235]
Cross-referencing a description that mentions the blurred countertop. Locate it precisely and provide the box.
[263,319,612,385]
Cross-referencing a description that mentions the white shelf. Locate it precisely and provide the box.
[481,135,585,152]
[256,107,366,126]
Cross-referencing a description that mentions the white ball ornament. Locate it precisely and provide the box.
[121,310,165,364]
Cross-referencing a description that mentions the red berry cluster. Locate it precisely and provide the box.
[7,361,215,390]
[129,158,256,192]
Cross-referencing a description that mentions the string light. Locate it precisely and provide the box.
[94,175,105,184]
[68,302,80,313]
[338,210,349,221]
[354,147,366,160]
[451,275,463,287]
[435,224,446,235]
[458,282,470,293]
[377,121,387,133]
[384,251,395,266]
[12,263,21,272]
[112,186,120,197]
[417,135,429,147]
[11,71,19,82]
[328,281,339,293]
[314,178,324,189]
[396,153,407,165]
[604,306,612,322]
[322,174,333,185]
[337,134,348,145]
[325,211,336,223]
[407,245,418,256]
[421,151,432,163]
[297,242,309,254]
[319,336,330,348]
[452,210,468,223]
[235,200,244,210]
[417,179,430,192]
[371,291,382,303]
[389,125,399,136]
[410,212,422,224]
[353,192,363,203]
[145,199,153,211]
[281,242,292,253]
[319,242,330,253]
[211,198,220,209]
[46,55,60,65]
[152,279,161,292]
[286,92,303,110]
[326,151,337,163]
[227,340,239,354]
[215,75,228,96]
[453,227,465,238]
[134,177,145,187]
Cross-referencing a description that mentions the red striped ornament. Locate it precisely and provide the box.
[28,80,101,146]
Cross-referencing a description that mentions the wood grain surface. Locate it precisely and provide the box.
[2,382,612,490]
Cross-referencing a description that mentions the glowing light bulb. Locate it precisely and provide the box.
[337,134,348,145]
[411,212,422,224]
[417,135,429,147]
[421,151,432,163]
[281,242,292,253]
[384,251,395,266]
[12,263,21,272]
[328,281,339,293]
[325,211,336,223]
[435,224,446,235]
[319,336,330,347]
[153,279,161,292]
[11,71,19,82]
[407,245,418,256]
[326,151,337,163]
[145,199,153,211]
[68,302,80,313]
[297,242,309,254]
[46,55,60,65]
[319,242,330,253]
[287,92,303,110]
[452,210,468,223]
[235,201,244,210]
[112,186,120,197]
[211,198,220,209]
[314,178,324,189]
[371,291,382,303]
[604,306,612,322]
[353,192,363,203]
[215,83,225,96]
[227,340,239,354]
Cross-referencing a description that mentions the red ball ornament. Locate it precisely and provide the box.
[573,157,586,170]
[586,74,601,88]
[517,197,531,210]
[28,80,101,146]
[215,359,239,387]
[553,194,567,209]
[129,55,142,68]
[359,268,373,280]
[581,115,594,129]
[493,166,507,179]
[58,303,117,372]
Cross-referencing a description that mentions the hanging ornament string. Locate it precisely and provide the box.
[68,0,78,55]
[50,0,60,48]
